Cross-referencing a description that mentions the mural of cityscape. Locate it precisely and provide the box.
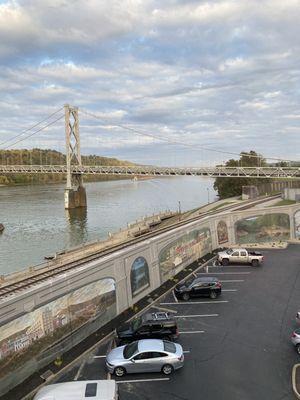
[130,256,150,296]
[217,220,229,245]
[0,278,116,377]
[294,211,300,239]
[159,227,212,281]
[235,213,290,244]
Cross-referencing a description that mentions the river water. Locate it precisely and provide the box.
[0,177,216,275]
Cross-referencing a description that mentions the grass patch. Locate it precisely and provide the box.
[271,199,297,206]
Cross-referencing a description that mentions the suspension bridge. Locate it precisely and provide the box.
[1,104,298,209]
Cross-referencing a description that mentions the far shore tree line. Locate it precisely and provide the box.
[0,149,133,185]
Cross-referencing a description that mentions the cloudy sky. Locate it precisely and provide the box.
[0,0,300,166]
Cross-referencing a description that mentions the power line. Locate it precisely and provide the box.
[0,107,64,148]
[79,108,292,164]
[1,114,64,150]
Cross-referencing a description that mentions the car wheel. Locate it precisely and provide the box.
[296,344,300,355]
[252,259,259,267]
[210,291,217,299]
[182,293,190,301]
[222,258,229,266]
[162,364,174,375]
[114,366,126,377]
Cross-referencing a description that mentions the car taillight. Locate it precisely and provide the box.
[292,332,297,338]
[216,282,221,288]
[178,355,184,362]
[176,327,179,336]
[262,257,264,261]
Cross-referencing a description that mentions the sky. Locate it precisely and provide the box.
[0,0,300,166]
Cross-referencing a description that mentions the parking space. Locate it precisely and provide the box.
[56,245,300,399]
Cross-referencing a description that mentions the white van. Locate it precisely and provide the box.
[33,380,118,400]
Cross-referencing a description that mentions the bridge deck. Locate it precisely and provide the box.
[0,165,300,178]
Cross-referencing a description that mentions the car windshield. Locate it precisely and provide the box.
[226,249,233,255]
[184,277,194,287]
[163,341,176,353]
[123,341,138,359]
[131,317,142,331]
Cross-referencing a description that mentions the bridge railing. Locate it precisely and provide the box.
[0,164,300,178]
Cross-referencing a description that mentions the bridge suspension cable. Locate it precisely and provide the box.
[0,107,64,149]
[0,113,64,150]
[79,108,292,164]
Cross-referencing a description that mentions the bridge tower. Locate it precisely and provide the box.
[64,104,87,209]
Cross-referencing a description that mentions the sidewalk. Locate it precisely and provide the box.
[292,364,300,399]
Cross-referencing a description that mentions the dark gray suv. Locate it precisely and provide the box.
[174,276,222,301]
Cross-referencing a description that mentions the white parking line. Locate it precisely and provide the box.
[172,290,178,303]
[160,301,228,305]
[117,378,170,384]
[209,265,252,268]
[222,289,237,292]
[74,360,86,381]
[93,355,106,359]
[220,279,244,283]
[180,331,205,334]
[175,314,218,318]
[197,272,251,275]
[183,350,191,353]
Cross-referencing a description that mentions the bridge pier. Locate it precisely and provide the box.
[64,186,87,209]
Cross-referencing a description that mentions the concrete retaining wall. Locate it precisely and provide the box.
[1,203,300,394]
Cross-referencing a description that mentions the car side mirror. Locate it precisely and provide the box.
[131,359,135,363]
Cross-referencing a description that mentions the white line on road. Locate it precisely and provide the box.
[183,350,191,353]
[172,290,178,303]
[74,360,86,381]
[222,289,238,292]
[209,265,252,268]
[197,272,251,275]
[117,378,170,384]
[219,279,244,282]
[93,355,106,358]
[175,314,218,318]
[180,331,205,334]
[160,301,228,305]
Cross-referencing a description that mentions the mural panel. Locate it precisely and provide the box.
[235,213,290,244]
[159,227,212,281]
[294,210,300,239]
[131,257,150,296]
[217,220,229,245]
[0,278,116,378]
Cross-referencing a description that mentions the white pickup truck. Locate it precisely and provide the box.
[217,248,264,267]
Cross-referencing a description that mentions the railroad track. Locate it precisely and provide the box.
[0,194,281,299]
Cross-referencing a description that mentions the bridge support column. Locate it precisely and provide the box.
[64,104,87,209]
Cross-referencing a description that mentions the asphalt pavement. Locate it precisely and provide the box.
[57,245,300,400]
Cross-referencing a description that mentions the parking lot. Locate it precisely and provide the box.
[57,244,300,399]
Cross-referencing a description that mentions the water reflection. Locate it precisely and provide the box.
[66,207,88,244]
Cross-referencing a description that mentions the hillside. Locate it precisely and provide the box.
[0,149,134,185]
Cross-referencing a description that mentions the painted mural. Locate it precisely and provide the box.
[159,227,212,281]
[235,213,290,244]
[217,220,229,245]
[294,210,300,239]
[0,278,116,377]
[131,257,150,296]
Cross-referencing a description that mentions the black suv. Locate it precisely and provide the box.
[174,276,222,301]
[116,312,178,344]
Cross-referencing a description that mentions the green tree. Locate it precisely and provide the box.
[213,150,267,199]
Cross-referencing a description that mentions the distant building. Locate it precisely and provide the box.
[27,307,54,342]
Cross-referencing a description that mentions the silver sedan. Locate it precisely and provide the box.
[106,339,184,377]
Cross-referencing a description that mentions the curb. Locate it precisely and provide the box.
[292,364,300,399]
[20,254,216,400]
